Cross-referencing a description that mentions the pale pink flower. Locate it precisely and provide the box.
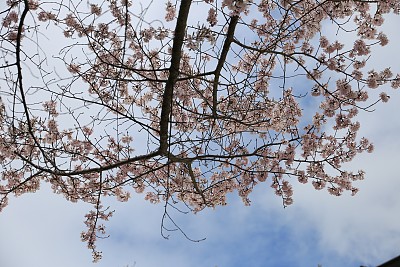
[367,71,379,89]
[47,118,58,132]
[372,14,384,26]
[353,60,366,70]
[379,92,390,102]
[319,36,329,48]
[145,192,160,204]
[82,126,93,135]
[65,14,77,27]
[351,188,359,196]
[312,180,326,190]
[28,0,39,10]
[165,1,176,22]
[90,4,102,16]
[367,144,374,153]
[67,63,81,74]
[377,32,389,46]
[2,11,18,27]
[352,39,370,56]
[391,74,400,89]
[207,8,217,26]
[352,70,363,80]
[42,101,58,116]
[7,31,18,41]
[38,11,56,22]
[328,187,342,196]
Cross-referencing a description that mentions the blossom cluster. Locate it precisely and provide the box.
[1,0,400,262]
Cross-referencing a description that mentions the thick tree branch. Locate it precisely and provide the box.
[159,0,192,155]
[186,161,207,205]
[15,150,160,176]
[212,15,239,118]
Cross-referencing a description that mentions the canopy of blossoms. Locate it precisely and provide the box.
[1,0,399,261]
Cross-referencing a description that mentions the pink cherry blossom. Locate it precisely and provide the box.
[1,0,400,261]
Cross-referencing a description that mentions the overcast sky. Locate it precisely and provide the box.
[1,2,400,267]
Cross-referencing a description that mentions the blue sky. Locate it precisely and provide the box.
[1,2,400,267]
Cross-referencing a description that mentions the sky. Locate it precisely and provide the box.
[1,2,400,267]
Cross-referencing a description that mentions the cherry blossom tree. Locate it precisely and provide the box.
[1,0,399,261]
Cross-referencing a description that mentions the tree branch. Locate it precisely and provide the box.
[159,0,192,155]
[212,15,239,118]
